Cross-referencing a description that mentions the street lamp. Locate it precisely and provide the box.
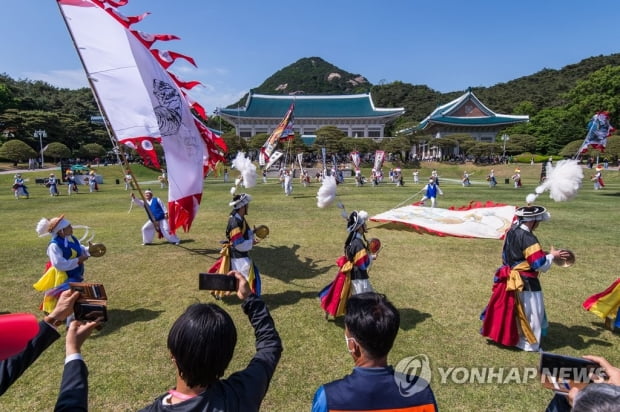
[501,134,509,162]
[34,129,47,168]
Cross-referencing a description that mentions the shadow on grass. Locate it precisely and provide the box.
[253,244,333,282]
[541,321,614,351]
[262,289,322,311]
[600,192,620,197]
[94,307,164,337]
[398,307,432,331]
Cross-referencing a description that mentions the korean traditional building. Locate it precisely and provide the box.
[218,92,405,140]
[400,88,529,159]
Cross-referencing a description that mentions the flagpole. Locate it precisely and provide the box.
[56,0,162,234]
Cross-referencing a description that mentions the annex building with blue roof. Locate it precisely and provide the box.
[218,92,405,140]
[402,88,529,143]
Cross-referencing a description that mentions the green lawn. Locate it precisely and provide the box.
[0,161,618,411]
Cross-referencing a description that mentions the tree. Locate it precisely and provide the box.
[0,139,38,165]
[45,142,72,162]
[76,143,106,160]
[312,126,345,155]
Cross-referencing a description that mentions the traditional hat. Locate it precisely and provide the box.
[347,210,369,232]
[229,193,252,209]
[515,205,550,222]
[144,189,153,194]
[49,173,55,176]
[36,214,71,237]
[515,168,521,173]
[596,164,603,171]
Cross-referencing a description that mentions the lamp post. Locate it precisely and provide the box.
[501,133,509,162]
[34,129,47,168]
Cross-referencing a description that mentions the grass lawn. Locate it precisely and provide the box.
[0,161,618,411]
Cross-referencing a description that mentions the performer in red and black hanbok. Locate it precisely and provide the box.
[480,206,570,351]
[209,193,261,296]
[319,210,375,319]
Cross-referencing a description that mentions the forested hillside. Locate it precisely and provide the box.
[1,53,619,160]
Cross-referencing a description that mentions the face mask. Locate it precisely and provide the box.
[344,333,356,354]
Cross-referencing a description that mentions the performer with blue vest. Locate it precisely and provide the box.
[33,215,90,314]
[47,173,59,196]
[420,176,443,207]
[131,189,180,245]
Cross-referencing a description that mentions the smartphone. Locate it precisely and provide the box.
[539,352,603,393]
[198,273,237,291]
[74,302,108,322]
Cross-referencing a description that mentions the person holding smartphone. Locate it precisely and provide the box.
[139,272,282,411]
[545,355,620,412]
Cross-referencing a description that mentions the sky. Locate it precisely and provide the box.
[2,0,619,116]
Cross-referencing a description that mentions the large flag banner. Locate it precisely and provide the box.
[260,102,295,165]
[370,201,516,239]
[350,151,361,168]
[57,0,226,233]
[579,111,614,153]
[373,150,385,171]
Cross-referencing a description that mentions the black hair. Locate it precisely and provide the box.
[344,292,400,359]
[167,303,237,387]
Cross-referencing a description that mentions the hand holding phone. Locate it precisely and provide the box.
[539,352,605,394]
[199,273,237,291]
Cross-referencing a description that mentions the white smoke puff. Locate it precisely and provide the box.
[525,193,538,204]
[317,175,337,208]
[535,159,584,202]
[231,152,257,189]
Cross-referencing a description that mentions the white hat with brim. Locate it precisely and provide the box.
[229,193,252,209]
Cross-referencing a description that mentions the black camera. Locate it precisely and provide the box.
[198,273,237,291]
[69,282,108,322]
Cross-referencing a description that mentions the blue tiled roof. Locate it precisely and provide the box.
[219,93,404,118]
[416,89,528,131]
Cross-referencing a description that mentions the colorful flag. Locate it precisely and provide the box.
[260,102,294,164]
[374,150,385,171]
[579,111,614,153]
[57,0,223,233]
[350,151,361,168]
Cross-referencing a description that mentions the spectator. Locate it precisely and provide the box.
[546,355,620,412]
[0,290,79,396]
[312,293,438,412]
[53,318,101,411]
[139,272,282,411]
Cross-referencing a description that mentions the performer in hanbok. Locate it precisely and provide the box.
[593,165,605,190]
[88,171,98,192]
[480,206,570,351]
[66,171,78,195]
[511,168,522,188]
[420,177,443,208]
[319,210,375,319]
[582,278,620,331]
[131,189,180,245]
[47,173,59,196]
[462,171,471,187]
[13,174,29,199]
[33,215,89,314]
[487,169,497,188]
[209,193,262,295]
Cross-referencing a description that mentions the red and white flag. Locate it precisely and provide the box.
[57,0,220,233]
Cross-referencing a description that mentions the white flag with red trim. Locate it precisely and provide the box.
[58,0,223,233]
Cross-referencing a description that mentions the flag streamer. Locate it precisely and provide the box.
[57,0,227,233]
